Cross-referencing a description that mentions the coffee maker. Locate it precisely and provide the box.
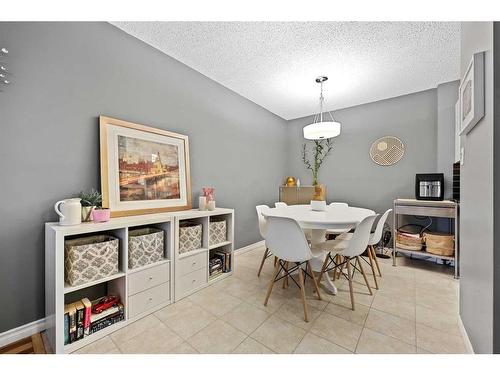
[415,173,444,201]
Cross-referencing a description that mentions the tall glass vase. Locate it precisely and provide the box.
[312,184,326,201]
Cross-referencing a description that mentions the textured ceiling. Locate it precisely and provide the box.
[112,22,461,120]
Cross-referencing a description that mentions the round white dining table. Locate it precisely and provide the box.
[262,204,375,294]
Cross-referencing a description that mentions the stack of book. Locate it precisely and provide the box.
[63,297,124,345]
[90,302,124,335]
[209,258,223,278]
[209,251,231,278]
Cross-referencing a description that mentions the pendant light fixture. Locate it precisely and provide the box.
[303,76,341,140]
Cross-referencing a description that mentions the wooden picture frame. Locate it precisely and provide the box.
[459,51,485,135]
[100,116,191,217]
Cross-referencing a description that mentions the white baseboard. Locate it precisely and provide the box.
[0,318,47,348]
[458,315,475,354]
[235,240,265,254]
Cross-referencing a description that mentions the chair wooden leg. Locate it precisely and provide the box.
[307,261,322,300]
[264,260,282,306]
[371,246,382,277]
[367,247,379,289]
[346,257,355,311]
[257,247,269,277]
[356,256,373,295]
[282,261,289,289]
[351,257,358,278]
[336,255,343,279]
[298,266,309,322]
[337,255,347,280]
[318,252,331,285]
[274,256,278,267]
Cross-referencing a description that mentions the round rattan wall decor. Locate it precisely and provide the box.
[369,136,405,166]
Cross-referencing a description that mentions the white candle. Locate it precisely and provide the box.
[199,196,207,211]
[207,200,216,211]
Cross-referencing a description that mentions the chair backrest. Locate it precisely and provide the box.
[329,202,348,208]
[255,205,270,239]
[265,216,312,262]
[341,214,378,257]
[275,202,288,208]
[369,209,392,246]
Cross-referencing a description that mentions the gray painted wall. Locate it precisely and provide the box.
[0,22,287,333]
[459,21,494,354]
[285,89,439,216]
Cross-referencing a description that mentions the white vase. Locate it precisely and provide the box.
[207,200,216,211]
[199,196,207,211]
[310,200,327,212]
[54,198,82,226]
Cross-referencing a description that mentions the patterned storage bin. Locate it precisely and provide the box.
[179,222,202,254]
[128,227,164,269]
[209,220,227,246]
[64,235,119,287]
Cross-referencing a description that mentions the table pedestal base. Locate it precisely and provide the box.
[310,229,338,295]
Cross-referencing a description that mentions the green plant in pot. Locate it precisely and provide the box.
[301,138,333,201]
[78,189,102,222]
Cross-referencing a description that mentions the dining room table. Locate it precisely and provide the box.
[262,204,376,294]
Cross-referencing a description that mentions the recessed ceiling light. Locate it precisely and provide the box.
[1,48,8,54]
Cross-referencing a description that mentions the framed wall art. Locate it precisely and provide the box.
[459,51,485,135]
[100,116,191,217]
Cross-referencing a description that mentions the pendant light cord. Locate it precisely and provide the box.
[312,77,337,124]
[319,81,324,123]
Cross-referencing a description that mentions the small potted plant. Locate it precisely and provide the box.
[78,189,102,222]
[301,138,333,209]
[91,205,111,222]
[92,202,111,223]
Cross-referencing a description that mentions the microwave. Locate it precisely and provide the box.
[415,173,444,201]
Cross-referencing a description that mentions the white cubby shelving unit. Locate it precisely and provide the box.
[173,208,234,301]
[45,208,234,354]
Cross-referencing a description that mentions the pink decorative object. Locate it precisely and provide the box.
[92,208,111,222]
[202,187,215,202]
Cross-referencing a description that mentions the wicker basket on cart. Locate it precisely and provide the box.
[423,232,455,256]
[395,224,425,251]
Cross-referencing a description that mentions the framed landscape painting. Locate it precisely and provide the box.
[100,116,191,217]
[459,51,485,135]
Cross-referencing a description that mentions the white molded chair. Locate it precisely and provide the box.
[326,202,351,235]
[275,202,288,208]
[338,209,392,289]
[256,205,276,277]
[314,214,378,310]
[264,216,322,322]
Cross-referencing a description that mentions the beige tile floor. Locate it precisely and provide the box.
[74,246,468,354]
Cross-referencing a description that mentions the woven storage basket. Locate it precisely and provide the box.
[423,232,455,256]
[64,235,119,287]
[396,231,424,251]
[128,227,164,269]
[179,222,203,254]
[209,220,227,246]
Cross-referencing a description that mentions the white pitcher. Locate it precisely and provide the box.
[55,198,82,226]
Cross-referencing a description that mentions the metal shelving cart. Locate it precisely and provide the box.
[393,198,459,278]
